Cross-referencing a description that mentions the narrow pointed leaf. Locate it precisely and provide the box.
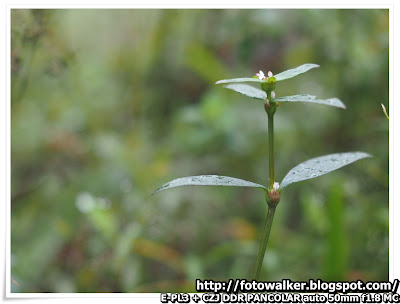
[273,94,346,109]
[223,83,267,100]
[215,78,263,84]
[153,175,267,194]
[274,63,320,81]
[280,152,372,189]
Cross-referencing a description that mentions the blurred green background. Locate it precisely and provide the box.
[11,9,388,293]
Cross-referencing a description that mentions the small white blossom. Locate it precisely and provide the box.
[273,182,280,191]
[256,70,274,81]
[271,91,275,99]
[256,70,265,80]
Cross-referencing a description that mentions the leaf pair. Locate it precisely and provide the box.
[215,63,320,84]
[217,63,345,109]
[153,152,371,194]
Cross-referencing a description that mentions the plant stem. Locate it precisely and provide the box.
[253,202,277,280]
[267,112,275,188]
[254,101,279,280]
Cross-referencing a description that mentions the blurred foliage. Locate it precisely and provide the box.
[11,9,388,292]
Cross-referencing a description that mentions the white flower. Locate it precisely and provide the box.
[273,182,280,191]
[271,91,275,99]
[256,70,274,81]
[256,70,265,80]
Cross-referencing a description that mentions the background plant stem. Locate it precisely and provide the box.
[253,203,276,280]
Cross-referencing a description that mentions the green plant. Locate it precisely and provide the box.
[381,103,389,120]
[154,63,371,280]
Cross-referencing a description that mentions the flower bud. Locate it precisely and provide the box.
[261,76,276,93]
[264,99,270,110]
[268,182,280,204]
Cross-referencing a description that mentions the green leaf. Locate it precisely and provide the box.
[280,152,372,189]
[223,84,267,100]
[274,63,320,81]
[215,78,263,85]
[153,175,267,194]
[273,94,346,109]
